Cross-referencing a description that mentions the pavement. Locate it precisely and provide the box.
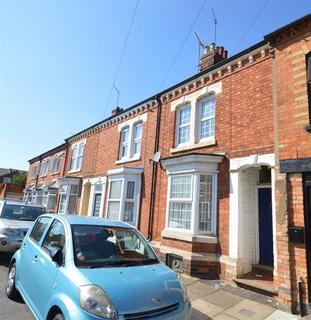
[182,274,302,320]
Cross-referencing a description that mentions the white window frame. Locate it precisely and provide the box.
[170,84,222,153]
[59,178,81,214]
[132,121,143,157]
[31,162,39,179]
[116,113,147,164]
[198,95,215,142]
[106,168,143,227]
[166,172,217,235]
[39,158,50,177]
[51,153,61,174]
[119,127,130,160]
[175,104,191,147]
[69,140,85,173]
[161,154,223,237]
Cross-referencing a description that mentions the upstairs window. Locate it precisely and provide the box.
[199,96,215,140]
[176,104,191,146]
[120,127,130,159]
[31,162,39,179]
[70,141,85,172]
[118,120,144,162]
[51,154,61,174]
[133,122,143,156]
[39,159,50,177]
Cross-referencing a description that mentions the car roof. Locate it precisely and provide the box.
[45,214,135,228]
[0,199,43,207]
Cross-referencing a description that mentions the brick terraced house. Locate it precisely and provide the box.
[24,15,311,313]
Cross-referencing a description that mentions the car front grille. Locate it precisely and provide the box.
[123,303,179,319]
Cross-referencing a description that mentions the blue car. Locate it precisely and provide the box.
[6,214,191,320]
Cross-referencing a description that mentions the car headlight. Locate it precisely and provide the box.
[2,227,21,236]
[79,285,118,319]
[177,272,188,303]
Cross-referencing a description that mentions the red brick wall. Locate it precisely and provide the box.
[272,21,311,311]
[152,53,274,259]
[64,108,158,238]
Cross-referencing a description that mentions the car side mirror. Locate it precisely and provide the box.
[50,247,63,265]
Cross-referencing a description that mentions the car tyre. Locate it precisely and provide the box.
[6,263,18,299]
[52,313,65,320]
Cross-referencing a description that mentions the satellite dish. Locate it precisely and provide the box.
[152,152,161,163]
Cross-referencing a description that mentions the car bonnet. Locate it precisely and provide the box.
[78,262,183,315]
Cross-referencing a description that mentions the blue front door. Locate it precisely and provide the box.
[258,188,273,266]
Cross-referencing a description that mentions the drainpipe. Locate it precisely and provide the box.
[298,276,306,316]
[147,96,162,240]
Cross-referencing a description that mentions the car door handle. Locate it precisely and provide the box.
[32,255,38,263]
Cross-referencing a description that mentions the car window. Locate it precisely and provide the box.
[1,204,44,221]
[72,225,158,268]
[42,220,65,255]
[30,217,51,243]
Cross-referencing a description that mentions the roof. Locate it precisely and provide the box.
[264,13,311,40]
[47,214,134,228]
[65,40,267,142]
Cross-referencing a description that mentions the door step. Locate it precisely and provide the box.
[252,264,273,274]
[234,278,278,297]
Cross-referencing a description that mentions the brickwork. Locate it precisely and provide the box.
[270,18,311,311]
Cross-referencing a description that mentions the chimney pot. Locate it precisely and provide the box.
[199,43,228,72]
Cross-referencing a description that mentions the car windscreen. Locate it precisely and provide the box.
[72,224,159,268]
[1,204,44,221]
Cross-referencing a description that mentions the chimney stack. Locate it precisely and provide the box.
[199,43,228,71]
[111,106,123,116]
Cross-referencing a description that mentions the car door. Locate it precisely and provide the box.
[28,219,66,319]
[17,216,52,309]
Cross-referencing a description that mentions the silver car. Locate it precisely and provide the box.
[0,200,45,252]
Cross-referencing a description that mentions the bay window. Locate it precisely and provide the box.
[106,167,143,226]
[161,154,223,237]
[167,173,216,233]
[59,177,81,214]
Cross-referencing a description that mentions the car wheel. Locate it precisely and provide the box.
[6,263,18,299]
[52,313,64,320]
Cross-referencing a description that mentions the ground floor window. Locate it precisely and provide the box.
[167,173,216,234]
[59,184,79,214]
[161,154,222,236]
[106,167,142,227]
[42,191,57,212]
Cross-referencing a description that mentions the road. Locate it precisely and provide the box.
[0,253,34,320]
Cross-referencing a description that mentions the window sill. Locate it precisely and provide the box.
[39,174,47,178]
[161,229,217,244]
[170,138,216,154]
[305,124,311,133]
[51,171,60,176]
[68,169,81,174]
[116,155,141,164]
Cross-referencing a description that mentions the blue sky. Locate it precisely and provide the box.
[0,0,310,170]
